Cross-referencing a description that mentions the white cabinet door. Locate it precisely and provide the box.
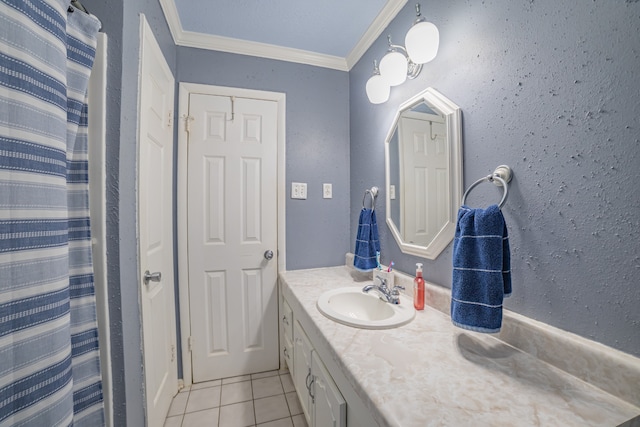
[311,351,346,427]
[293,320,313,424]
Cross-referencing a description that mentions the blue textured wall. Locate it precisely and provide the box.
[176,48,351,270]
[350,1,640,357]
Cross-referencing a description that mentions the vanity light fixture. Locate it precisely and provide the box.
[365,3,439,104]
[405,3,439,64]
[379,36,422,86]
[365,60,391,104]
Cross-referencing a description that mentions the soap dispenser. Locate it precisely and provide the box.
[414,263,425,310]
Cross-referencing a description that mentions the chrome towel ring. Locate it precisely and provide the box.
[362,186,379,211]
[461,165,513,209]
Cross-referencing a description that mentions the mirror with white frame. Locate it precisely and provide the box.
[385,87,463,259]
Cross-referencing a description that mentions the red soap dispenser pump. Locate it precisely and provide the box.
[414,263,425,310]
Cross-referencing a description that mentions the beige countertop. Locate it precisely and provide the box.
[280,266,640,427]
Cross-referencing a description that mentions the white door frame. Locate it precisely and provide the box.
[87,32,113,427]
[177,83,286,386]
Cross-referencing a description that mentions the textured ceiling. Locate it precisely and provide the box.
[163,0,407,70]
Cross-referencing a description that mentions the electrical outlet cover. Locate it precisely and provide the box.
[323,183,332,199]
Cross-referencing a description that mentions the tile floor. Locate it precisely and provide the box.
[164,369,308,427]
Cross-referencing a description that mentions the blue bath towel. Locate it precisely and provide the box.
[353,208,381,271]
[451,204,512,333]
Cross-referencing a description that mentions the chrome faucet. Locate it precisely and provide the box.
[362,276,405,304]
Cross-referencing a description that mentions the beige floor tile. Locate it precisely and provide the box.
[285,392,302,416]
[168,391,189,416]
[182,407,219,427]
[164,415,183,427]
[219,401,255,427]
[192,379,222,390]
[165,371,309,427]
[252,375,284,399]
[254,395,290,424]
[221,375,251,385]
[279,373,295,393]
[291,414,308,427]
[257,417,294,427]
[220,380,253,406]
[251,370,279,380]
[186,386,222,413]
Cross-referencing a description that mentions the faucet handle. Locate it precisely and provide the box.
[374,275,387,288]
[389,285,403,304]
[390,284,404,300]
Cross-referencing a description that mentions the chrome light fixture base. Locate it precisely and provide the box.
[406,57,423,80]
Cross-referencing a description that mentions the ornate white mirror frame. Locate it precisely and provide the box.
[384,87,463,259]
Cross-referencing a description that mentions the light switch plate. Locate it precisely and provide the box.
[323,183,332,199]
[291,182,307,199]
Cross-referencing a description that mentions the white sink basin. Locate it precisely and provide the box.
[316,287,415,329]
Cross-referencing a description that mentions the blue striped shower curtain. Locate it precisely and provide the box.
[0,0,104,425]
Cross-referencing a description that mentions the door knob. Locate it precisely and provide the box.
[144,270,162,285]
[264,250,274,260]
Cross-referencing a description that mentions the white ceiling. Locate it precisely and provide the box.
[159,0,408,71]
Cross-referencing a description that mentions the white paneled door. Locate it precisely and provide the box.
[400,114,448,246]
[138,16,178,427]
[187,93,279,382]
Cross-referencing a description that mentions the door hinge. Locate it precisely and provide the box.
[188,336,193,352]
[181,114,194,133]
[170,344,176,362]
[167,109,174,128]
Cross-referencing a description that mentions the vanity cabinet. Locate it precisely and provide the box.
[282,296,349,427]
[292,318,346,427]
[281,289,378,427]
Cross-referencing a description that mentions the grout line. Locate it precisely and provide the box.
[251,375,257,426]
[168,372,297,427]
[217,382,222,427]
[280,378,293,418]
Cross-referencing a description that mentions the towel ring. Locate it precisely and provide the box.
[362,186,379,211]
[461,165,513,209]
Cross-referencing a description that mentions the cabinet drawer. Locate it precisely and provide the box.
[282,299,293,342]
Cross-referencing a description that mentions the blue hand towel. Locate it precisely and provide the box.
[451,204,512,333]
[353,208,381,271]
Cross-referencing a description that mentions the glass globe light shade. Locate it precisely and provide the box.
[366,74,390,104]
[379,50,408,86]
[405,21,439,64]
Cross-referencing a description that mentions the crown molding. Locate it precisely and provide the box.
[159,0,183,44]
[159,0,405,72]
[346,0,408,70]
[176,31,349,71]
